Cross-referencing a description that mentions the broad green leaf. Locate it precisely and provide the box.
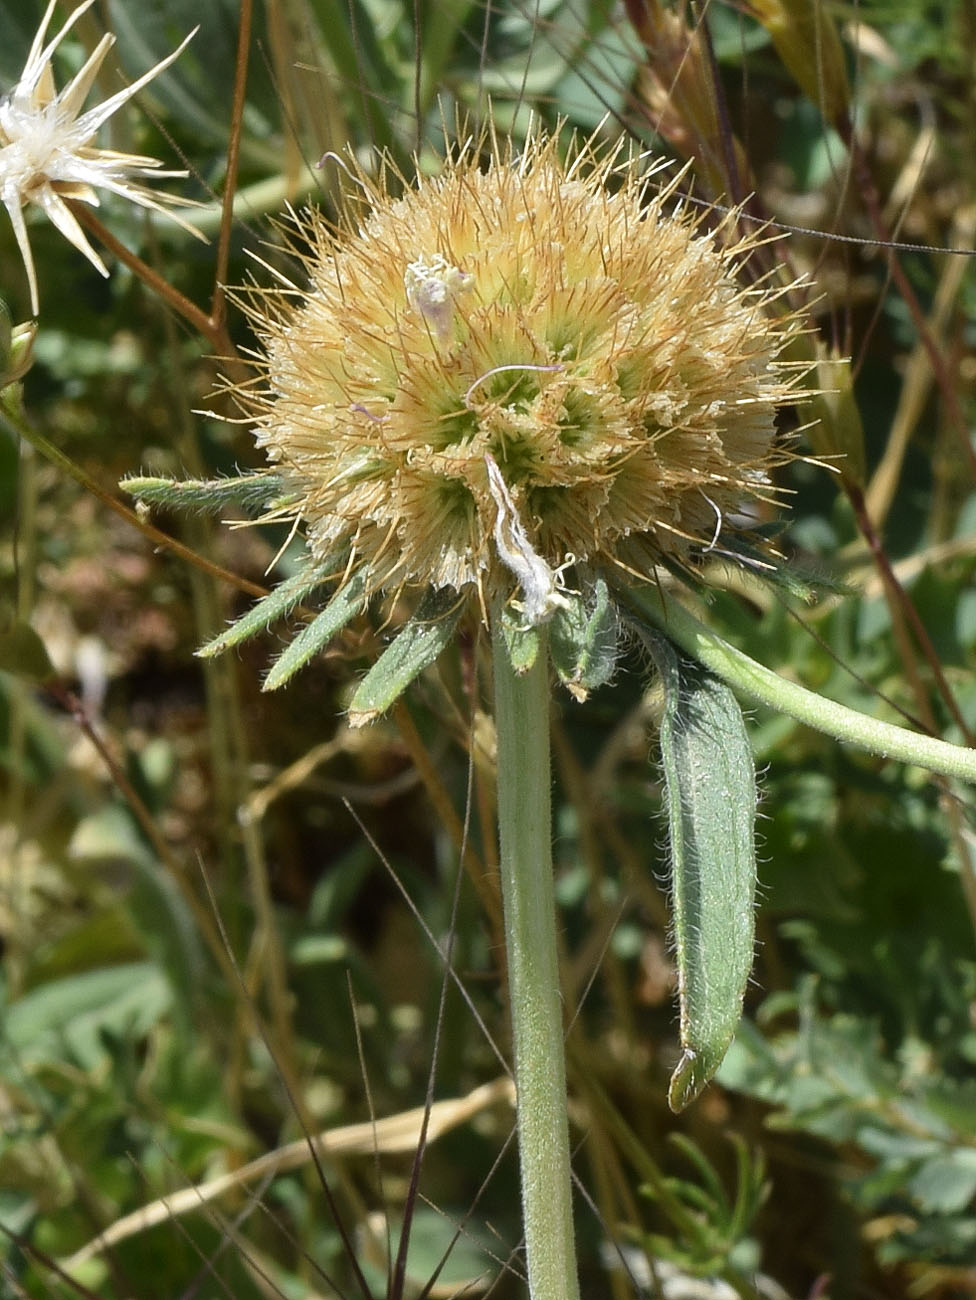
[262,570,368,691]
[198,561,330,658]
[69,806,206,1022]
[635,626,757,1112]
[549,578,618,699]
[348,587,463,725]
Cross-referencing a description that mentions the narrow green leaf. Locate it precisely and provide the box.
[124,473,286,515]
[348,587,463,726]
[635,626,757,1112]
[198,562,331,658]
[304,0,401,160]
[262,571,368,692]
[416,0,477,110]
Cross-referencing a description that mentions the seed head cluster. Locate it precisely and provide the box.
[242,132,801,623]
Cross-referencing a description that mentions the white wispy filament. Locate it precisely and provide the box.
[485,452,570,627]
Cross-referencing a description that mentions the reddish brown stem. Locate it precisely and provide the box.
[848,482,974,746]
[838,123,976,482]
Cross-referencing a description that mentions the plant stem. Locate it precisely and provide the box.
[623,586,976,786]
[491,621,581,1300]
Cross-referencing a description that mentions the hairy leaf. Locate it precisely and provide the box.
[550,577,618,700]
[198,562,331,658]
[348,587,463,726]
[262,571,368,691]
[634,625,757,1112]
[124,472,286,515]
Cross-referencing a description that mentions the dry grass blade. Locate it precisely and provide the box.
[61,1077,515,1272]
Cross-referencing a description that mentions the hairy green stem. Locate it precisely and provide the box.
[624,587,976,785]
[491,621,580,1300]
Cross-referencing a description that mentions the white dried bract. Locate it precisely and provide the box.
[485,452,570,626]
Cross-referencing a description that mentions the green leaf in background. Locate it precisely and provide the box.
[359,1204,496,1297]
[2,963,171,1071]
[719,1002,976,1265]
[105,0,246,150]
[68,805,207,1025]
[0,620,56,684]
[908,1150,976,1215]
[634,625,757,1112]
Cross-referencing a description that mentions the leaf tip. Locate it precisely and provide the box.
[667,1049,706,1113]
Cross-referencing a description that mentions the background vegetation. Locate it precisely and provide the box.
[1,1,975,1297]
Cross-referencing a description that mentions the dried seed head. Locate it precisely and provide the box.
[0,0,203,315]
[238,128,805,628]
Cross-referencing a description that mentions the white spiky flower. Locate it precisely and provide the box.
[0,0,202,315]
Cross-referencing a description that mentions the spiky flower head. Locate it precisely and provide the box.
[242,131,801,640]
[125,128,809,713]
[0,0,201,315]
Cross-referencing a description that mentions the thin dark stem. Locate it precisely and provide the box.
[848,483,975,746]
[838,124,976,482]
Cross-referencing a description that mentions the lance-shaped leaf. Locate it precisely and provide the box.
[263,572,368,692]
[348,587,463,726]
[198,563,331,659]
[124,473,287,515]
[633,624,757,1112]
